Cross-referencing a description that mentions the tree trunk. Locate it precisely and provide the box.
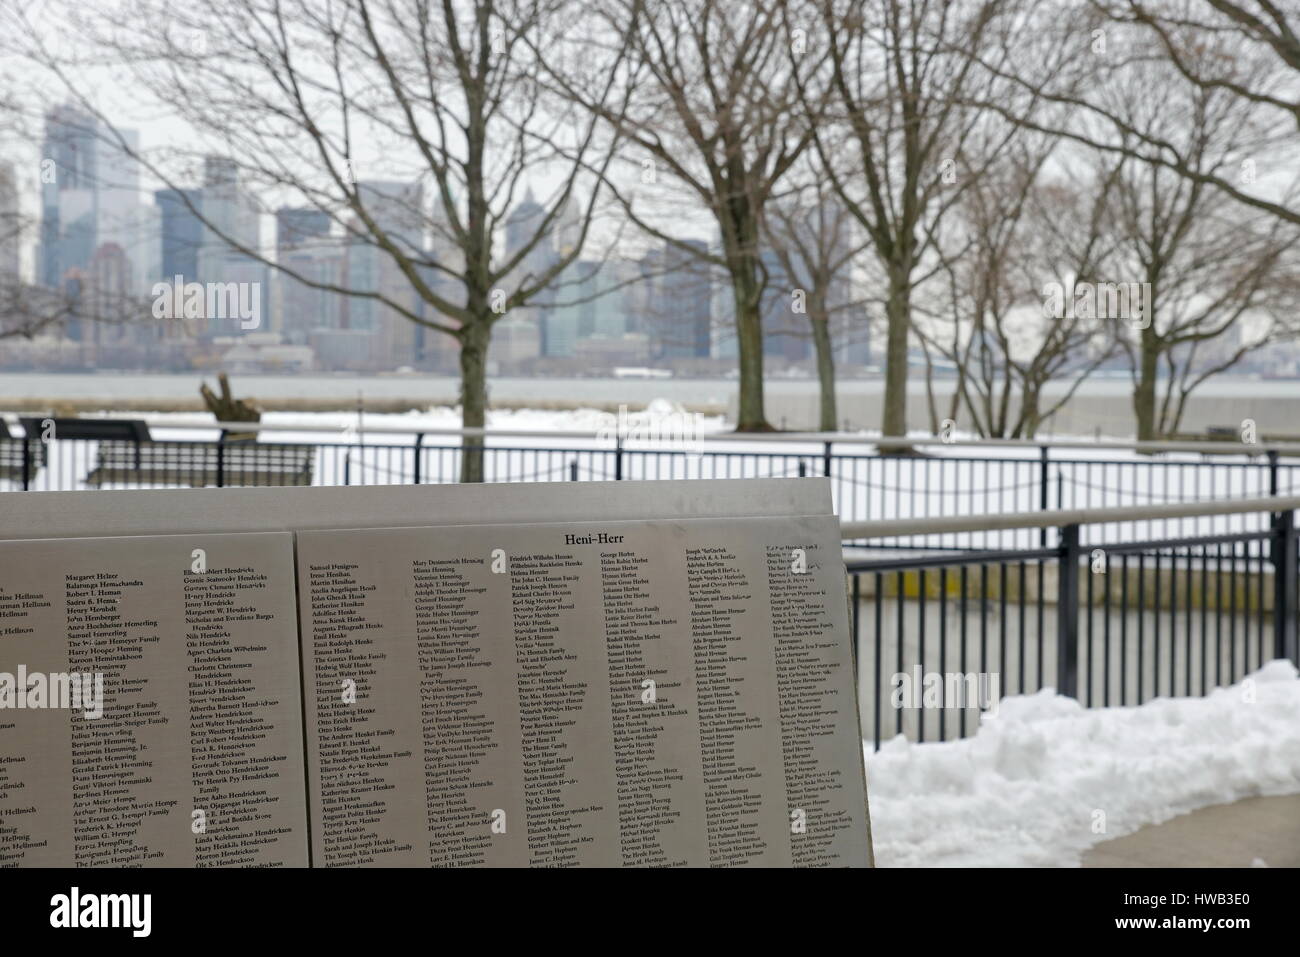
[1133,328,1159,441]
[809,305,837,432]
[733,266,771,432]
[881,263,911,438]
[1019,384,1041,439]
[458,319,490,482]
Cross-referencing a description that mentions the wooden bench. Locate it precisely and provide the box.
[84,440,315,488]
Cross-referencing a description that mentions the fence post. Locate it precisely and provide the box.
[614,437,623,481]
[569,459,579,482]
[823,441,833,477]
[1272,508,1297,665]
[1268,449,1279,496]
[412,433,424,485]
[216,434,226,488]
[1038,446,1050,547]
[21,436,33,491]
[1056,523,1080,698]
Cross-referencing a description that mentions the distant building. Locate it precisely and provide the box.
[338,180,425,369]
[279,239,345,342]
[575,332,650,367]
[38,106,160,300]
[0,161,19,282]
[504,187,555,359]
[276,207,331,251]
[196,156,266,336]
[275,206,340,342]
[216,332,315,373]
[39,104,100,290]
[762,195,869,367]
[156,188,203,284]
[660,240,711,360]
[492,316,541,368]
[638,240,711,362]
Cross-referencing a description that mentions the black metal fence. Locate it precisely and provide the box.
[847,506,1300,749]
[5,426,1300,543]
[5,422,1298,752]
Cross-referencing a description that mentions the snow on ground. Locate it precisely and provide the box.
[865,660,1300,867]
[81,401,735,442]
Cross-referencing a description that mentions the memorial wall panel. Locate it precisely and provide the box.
[0,533,309,867]
[296,514,869,867]
[0,480,872,868]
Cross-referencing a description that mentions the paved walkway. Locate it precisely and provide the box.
[1083,795,1300,867]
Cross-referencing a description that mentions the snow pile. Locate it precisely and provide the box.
[133,402,730,442]
[866,660,1300,867]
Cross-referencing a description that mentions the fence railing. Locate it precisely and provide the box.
[5,418,1300,544]
[842,497,1300,750]
[6,416,1299,751]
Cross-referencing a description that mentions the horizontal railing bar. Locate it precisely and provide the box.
[8,415,1300,455]
[1095,531,1273,554]
[841,531,1277,566]
[840,495,1300,538]
[845,547,1059,571]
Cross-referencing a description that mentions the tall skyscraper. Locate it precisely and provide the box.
[763,195,868,366]
[639,240,712,361]
[197,156,266,335]
[505,186,551,273]
[335,180,424,368]
[661,239,711,359]
[504,187,555,358]
[38,106,160,299]
[39,104,99,290]
[198,156,260,273]
[275,206,338,342]
[156,188,204,281]
[760,246,808,362]
[94,128,158,295]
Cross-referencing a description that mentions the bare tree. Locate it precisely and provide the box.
[14,0,629,480]
[1113,172,1300,438]
[798,0,1054,440]
[762,168,872,432]
[543,0,825,431]
[968,5,1300,437]
[980,1,1300,227]
[1088,42,1300,437]
[916,143,1126,438]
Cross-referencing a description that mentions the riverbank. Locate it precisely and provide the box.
[0,371,734,416]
